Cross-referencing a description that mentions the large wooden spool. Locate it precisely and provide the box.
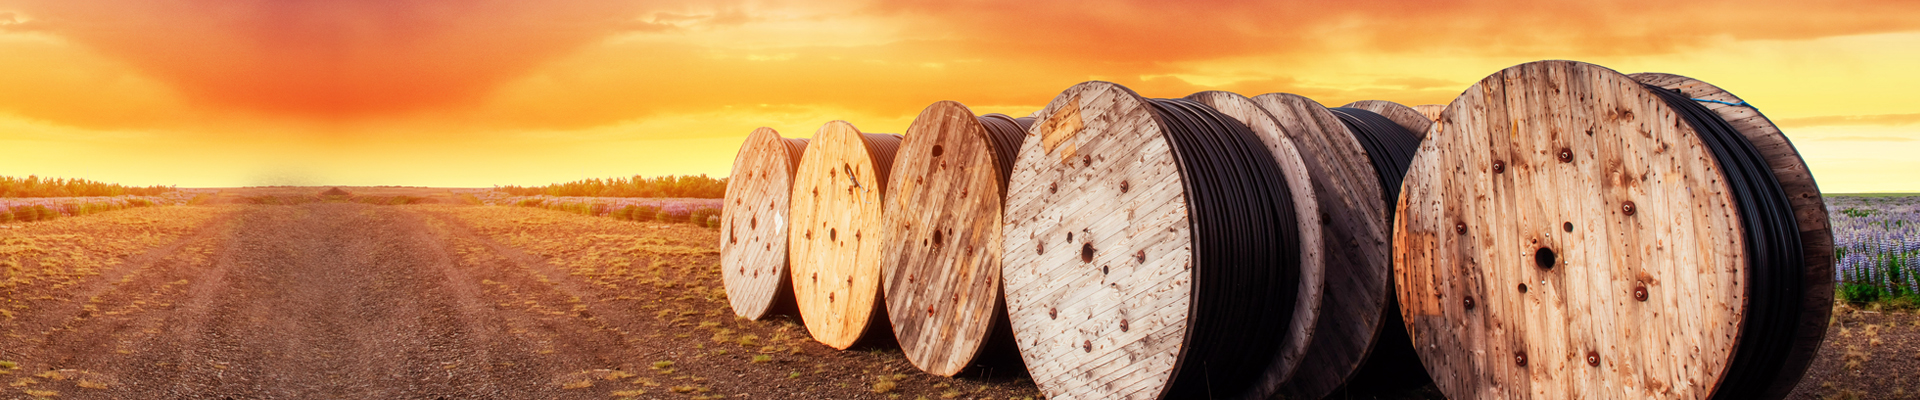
[1412,104,1446,123]
[1002,82,1301,400]
[1393,60,1832,399]
[789,121,903,349]
[1184,91,1324,399]
[881,101,1032,376]
[721,128,810,320]
[1249,93,1430,399]
[1630,71,1833,400]
[1344,100,1435,139]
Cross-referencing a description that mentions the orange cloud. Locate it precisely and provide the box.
[871,0,1920,61]
[2,0,686,118]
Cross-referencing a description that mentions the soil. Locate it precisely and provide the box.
[0,195,1913,399]
[1,200,1041,399]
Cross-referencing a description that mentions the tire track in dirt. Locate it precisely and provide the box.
[17,204,629,399]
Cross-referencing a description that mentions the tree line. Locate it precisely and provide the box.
[496,175,727,198]
[0,175,176,198]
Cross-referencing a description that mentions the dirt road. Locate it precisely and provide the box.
[4,203,1041,399]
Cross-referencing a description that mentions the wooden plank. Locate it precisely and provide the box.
[1630,72,1835,400]
[1344,100,1436,140]
[721,127,805,320]
[1251,93,1415,400]
[1396,60,1748,399]
[789,121,901,350]
[1184,90,1324,400]
[881,101,1023,376]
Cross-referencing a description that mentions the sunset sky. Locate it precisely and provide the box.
[1,0,1917,191]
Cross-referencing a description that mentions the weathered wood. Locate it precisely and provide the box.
[1003,82,1298,400]
[1395,60,1746,399]
[1413,104,1446,123]
[1344,100,1435,140]
[721,127,808,320]
[1252,93,1426,399]
[1003,82,1194,400]
[1185,91,1324,400]
[1631,72,1833,400]
[882,101,1029,376]
[789,121,903,349]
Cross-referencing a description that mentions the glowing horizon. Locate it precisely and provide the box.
[2,1,1917,191]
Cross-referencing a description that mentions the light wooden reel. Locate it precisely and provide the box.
[720,127,808,320]
[1394,60,1830,399]
[789,121,902,349]
[1003,82,1301,400]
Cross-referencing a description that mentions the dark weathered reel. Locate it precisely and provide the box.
[882,101,1032,376]
[1185,90,1325,399]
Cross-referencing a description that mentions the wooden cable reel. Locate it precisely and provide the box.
[789,121,903,349]
[1003,81,1302,400]
[1249,93,1430,399]
[881,101,1033,376]
[1631,71,1833,400]
[721,127,808,320]
[1183,91,1324,399]
[1412,104,1446,123]
[1343,100,1435,140]
[1393,60,1831,399]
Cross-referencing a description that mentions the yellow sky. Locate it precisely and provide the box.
[1,1,1917,192]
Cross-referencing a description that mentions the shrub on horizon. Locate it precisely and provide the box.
[689,207,719,228]
[654,207,681,223]
[632,205,659,222]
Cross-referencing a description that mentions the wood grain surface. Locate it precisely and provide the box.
[1395,60,1746,399]
[1002,82,1195,400]
[882,101,1018,376]
[721,127,806,320]
[789,121,902,349]
[1632,72,1833,400]
[1252,92,1421,400]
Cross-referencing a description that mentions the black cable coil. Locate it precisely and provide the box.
[1148,98,1301,399]
[1644,84,1804,400]
[976,114,1034,191]
[1328,107,1422,213]
[1325,107,1434,390]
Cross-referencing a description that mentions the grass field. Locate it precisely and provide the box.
[0,189,1916,399]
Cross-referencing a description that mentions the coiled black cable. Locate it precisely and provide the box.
[1645,85,1804,400]
[1324,107,1433,391]
[971,113,1036,371]
[976,114,1033,191]
[1149,98,1301,399]
[1328,107,1422,214]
